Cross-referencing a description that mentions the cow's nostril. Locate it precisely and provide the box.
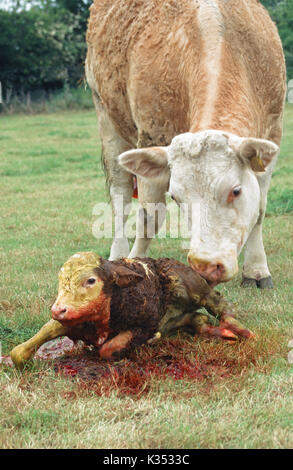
[188,257,227,284]
[216,263,224,273]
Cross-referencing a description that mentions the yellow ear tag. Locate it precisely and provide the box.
[250,153,265,172]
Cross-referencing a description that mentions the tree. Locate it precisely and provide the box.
[262,0,293,78]
[0,5,87,92]
[1,0,292,94]
[54,0,91,15]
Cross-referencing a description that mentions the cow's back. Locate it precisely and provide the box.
[86,0,286,146]
[213,0,286,142]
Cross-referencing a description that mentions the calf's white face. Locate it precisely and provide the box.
[119,131,279,285]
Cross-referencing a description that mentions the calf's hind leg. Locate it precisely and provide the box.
[160,312,238,341]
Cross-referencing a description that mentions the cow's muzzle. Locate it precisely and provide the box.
[188,252,238,285]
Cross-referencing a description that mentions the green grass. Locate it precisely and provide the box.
[0,106,292,449]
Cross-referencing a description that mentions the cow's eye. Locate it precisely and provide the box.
[227,185,242,203]
[87,278,96,286]
[233,186,242,197]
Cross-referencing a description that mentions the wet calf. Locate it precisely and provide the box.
[11,252,254,369]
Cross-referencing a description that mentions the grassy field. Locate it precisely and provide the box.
[0,105,292,449]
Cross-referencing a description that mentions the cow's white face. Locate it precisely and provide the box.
[167,132,262,284]
[119,130,279,285]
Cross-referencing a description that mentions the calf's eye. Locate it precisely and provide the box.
[87,278,96,286]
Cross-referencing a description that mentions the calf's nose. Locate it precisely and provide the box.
[51,303,68,320]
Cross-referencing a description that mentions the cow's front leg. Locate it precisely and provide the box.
[241,221,273,288]
[109,176,133,260]
[129,177,166,258]
[92,93,133,261]
[10,320,68,370]
[241,169,274,289]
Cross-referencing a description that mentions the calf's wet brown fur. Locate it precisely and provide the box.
[10,253,254,369]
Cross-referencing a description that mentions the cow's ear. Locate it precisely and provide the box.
[237,138,279,172]
[118,147,170,181]
[98,261,144,288]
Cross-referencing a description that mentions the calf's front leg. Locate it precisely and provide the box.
[10,319,68,370]
[99,331,134,359]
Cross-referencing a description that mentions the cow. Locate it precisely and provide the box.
[85,0,286,288]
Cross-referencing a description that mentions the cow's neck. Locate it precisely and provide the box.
[188,62,258,138]
[189,98,257,138]
[187,1,258,139]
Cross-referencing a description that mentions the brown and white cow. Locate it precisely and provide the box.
[85,0,286,287]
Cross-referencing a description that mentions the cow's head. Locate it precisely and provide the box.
[51,252,143,325]
[119,131,279,285]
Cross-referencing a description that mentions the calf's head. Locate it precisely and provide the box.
[119,131,279,285]
[51,252,143,325]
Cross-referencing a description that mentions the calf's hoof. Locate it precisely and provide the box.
[10,345,34,370]
[241,276,273,289]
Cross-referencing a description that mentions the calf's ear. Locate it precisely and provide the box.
[118,147,170,182]
[99,261,144,288]
[111,265,145,288]
[236,138,279,172]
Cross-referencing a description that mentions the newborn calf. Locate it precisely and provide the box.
[11,253,254,369]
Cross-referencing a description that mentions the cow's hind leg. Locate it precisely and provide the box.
[93,94,133,260]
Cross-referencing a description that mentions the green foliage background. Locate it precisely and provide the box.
[0,1,92,93]
[263,0,293,78]
[0,0,292,96]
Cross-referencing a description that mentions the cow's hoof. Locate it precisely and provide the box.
[241,277,258,288]
[258,276,274,289]
[241,276,273,289]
